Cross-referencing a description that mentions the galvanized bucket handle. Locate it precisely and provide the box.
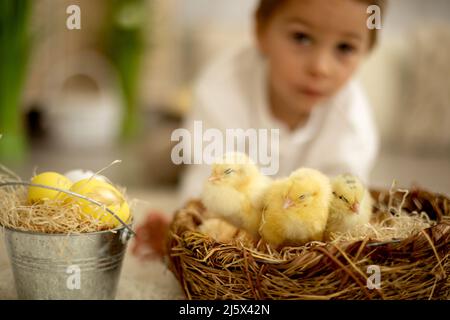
[0,181,135,240]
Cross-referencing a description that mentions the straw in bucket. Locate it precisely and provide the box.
[0,181,135,300]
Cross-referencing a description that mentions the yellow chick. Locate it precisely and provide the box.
[201,152,271,238]
[198,218,239,243]
[325,174,374,239]
[260,168,332,247]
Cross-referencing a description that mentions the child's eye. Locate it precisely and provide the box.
[292,32,312,45]
[337,42,356,55]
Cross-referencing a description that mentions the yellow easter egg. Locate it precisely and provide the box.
[69,178,130,228]
[28,172,73,203]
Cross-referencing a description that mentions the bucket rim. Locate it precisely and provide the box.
[0,223,133,237]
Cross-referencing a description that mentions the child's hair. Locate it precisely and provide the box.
[256,0,387,50]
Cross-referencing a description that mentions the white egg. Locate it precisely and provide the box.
[64,169,107,183]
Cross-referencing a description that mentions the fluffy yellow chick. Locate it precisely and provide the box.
[260,168,332,247]
[198,218,239,242]
[201,152,271,237]
[325,174,374,239]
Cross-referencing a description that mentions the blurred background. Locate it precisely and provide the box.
[1,0,450,196]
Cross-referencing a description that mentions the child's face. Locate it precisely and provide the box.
[257,0,371,116]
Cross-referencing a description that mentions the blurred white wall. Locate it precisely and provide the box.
[384,0,450,35]
[141,0,259,111]
[173,0,258,83]
[358,0,450,148]
[175,0,257,28]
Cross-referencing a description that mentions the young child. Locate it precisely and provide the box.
[179,0,385,201]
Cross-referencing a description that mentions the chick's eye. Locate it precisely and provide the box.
[337,42,355,55]
[224,168,233,175]
[292,32,312,45]
[299,194,306,200]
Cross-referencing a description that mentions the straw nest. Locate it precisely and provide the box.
[167,187,450,300]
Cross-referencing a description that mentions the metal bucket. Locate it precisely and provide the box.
[3,226,131,300]
[0,181,135,300]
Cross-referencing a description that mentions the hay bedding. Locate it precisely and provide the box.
[167,187,450,300]
[0,169,120,234]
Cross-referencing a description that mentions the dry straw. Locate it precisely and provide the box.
[167,186,450,300]
[0,166,133,235]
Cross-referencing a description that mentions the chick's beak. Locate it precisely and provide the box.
[351,202,360,214]
[208,175,221,183]
[283,198,294,210]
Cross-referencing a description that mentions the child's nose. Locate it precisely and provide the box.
[307,51,332,79]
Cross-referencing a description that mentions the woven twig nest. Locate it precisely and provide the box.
[167,188,450,300]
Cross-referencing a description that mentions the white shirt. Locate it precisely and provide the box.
[178,43,379,201]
